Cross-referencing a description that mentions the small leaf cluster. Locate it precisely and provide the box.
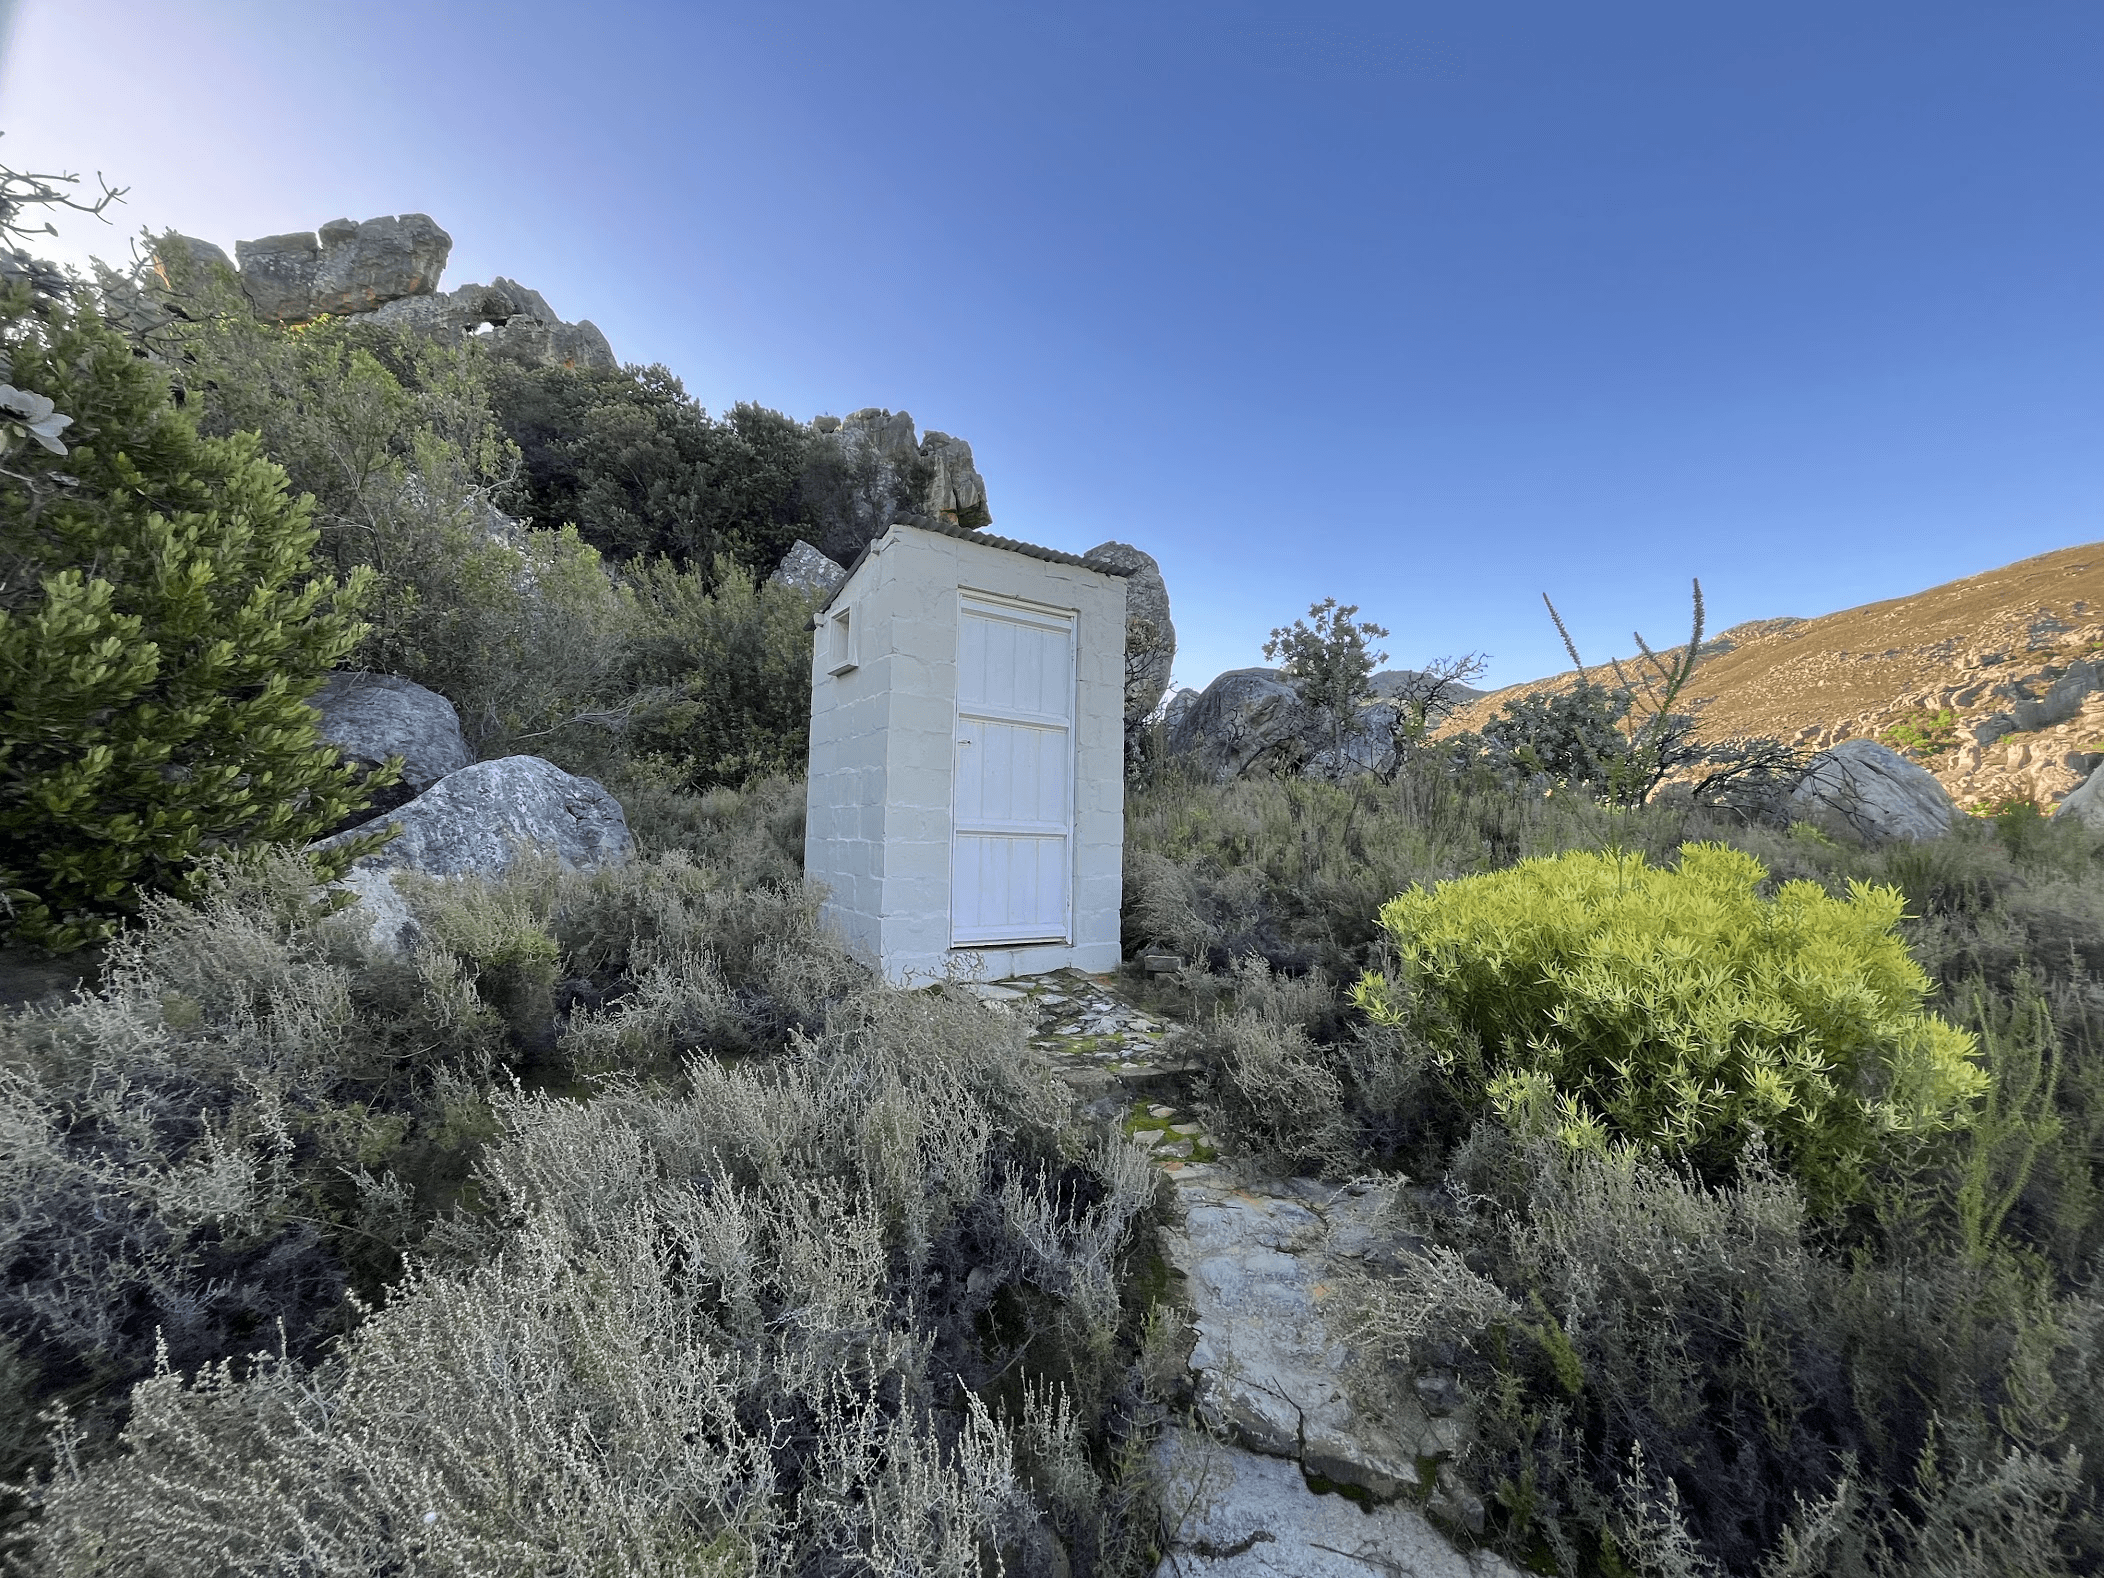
[1354,842,1988,1208]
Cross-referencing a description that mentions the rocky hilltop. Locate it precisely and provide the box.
[148,215,994,558]
[1444,542,2104,814]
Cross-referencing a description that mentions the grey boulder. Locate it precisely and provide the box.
[371,274,616,370]
[311,756,633,951]
[841,406,922,467]
[920,431,990,526]
[1788,738,1960,843]
[150,233,236,286]
[310,672,471,793]
[1168,668,1306,780]
[237,214,451,322]
[2055,763,2104,830]
[1085,541,1176,729]
[768,540,849,600]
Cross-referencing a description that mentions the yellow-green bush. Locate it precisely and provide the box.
[1353,842,1987,1206]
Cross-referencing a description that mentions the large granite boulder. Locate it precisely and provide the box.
[310,672,471,793]
[842,406,921,466]
[2055,763,2104,830]
[919,431,989,526]
[236,214,451,323]
[150,233,236,287]
[311,756,633,952]
[1168,668,1307,781]
[768,540,849,599]
[1789,738,1961,843]
[1085,541,1176,729]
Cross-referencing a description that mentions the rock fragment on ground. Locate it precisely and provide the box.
[1154,1429,1517,1577]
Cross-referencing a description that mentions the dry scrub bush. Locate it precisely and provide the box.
[1123,760,1649,978]
[29,989,1166,1574]
[1133,769,2104,1573]
[1340,1127,2100,1575]
[11,834,1172,1575]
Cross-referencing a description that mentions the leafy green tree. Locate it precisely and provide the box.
[1478,680,1635,789]
[1263,597,1389,764]
[1354,842,1988,1210]
[0,286,383,950]
[487,360,813,576]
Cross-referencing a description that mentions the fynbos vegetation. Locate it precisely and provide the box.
[4,159,2101,1577]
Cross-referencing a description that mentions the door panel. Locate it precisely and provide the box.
[953,601,1075,946]
[951,834,1070,942]
[953,719,1070,829]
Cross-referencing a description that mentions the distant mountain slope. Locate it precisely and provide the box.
[1444,543,2104,813]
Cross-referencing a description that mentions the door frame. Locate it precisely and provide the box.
[949,588,1080,949]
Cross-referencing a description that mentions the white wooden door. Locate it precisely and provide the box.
[951,596,1076,945]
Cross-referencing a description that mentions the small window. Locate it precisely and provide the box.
[826,606,857,675]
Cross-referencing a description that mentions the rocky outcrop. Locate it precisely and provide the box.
[2055,763,2104,831]
[767,540,849,600]
[151,234,236,286]
[311,672,472,793]
[198,216,616,367]
[367,273,616,370]
[919,431,990,527]
[1788,738,1961,843]
[800,408,992,564]
[311,755,633,952]
[1085,541,1176,730]
[236,215,452,323]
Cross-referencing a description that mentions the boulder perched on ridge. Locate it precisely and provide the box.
[920,431,990,526]
[1788,738,1961,843]
[236,214,451,322]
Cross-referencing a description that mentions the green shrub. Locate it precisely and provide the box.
[1881,707,1960,759]
[0,288,383,950]
[1353,843,1988,1208]
[1478,681,1634,792]
[620,555,818,789]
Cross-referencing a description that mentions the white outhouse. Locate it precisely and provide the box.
[803,518,1132,985]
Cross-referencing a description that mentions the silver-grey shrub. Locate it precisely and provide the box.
[18,850,1170,1575]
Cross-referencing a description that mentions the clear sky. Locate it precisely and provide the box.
[3,1,2098,693]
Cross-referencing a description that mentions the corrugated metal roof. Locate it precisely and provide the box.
[818,515,1135,616]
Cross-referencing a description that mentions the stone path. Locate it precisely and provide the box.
[979,971,1516,1578]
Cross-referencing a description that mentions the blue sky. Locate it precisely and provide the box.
[3,1,2098,693]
